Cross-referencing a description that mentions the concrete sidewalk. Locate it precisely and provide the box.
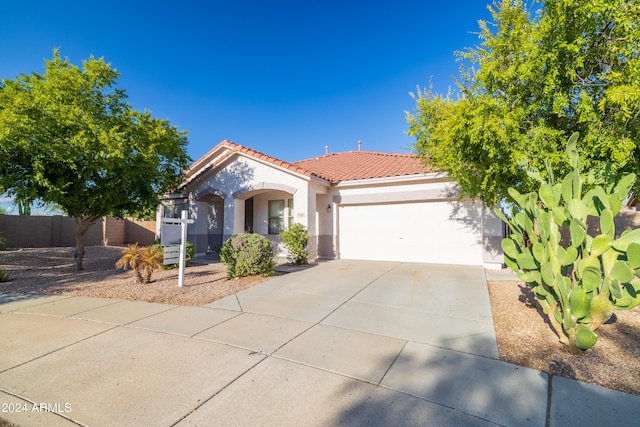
[1,260,639,426]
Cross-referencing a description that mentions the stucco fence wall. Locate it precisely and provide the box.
[0,215,156,248]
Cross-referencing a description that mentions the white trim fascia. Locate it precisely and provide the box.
[310,175,331,187]
[333,172,448,188]
[184,144,233,178]
[182,149,233,187]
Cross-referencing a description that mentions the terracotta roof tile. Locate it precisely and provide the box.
[185,142,432,186]
[184,141,313,183]
[224,142,313,176]
[293,150,432,183]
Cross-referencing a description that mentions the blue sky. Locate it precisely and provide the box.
[1,1,493,212]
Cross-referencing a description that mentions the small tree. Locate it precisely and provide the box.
[498,134,640,353]
[0,50,190,270]
[280,223,309,265]
[408,0,640,206]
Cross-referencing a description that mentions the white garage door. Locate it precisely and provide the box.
[338,201,483,265]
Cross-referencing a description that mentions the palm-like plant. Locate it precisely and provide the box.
[140,245,164,283]
[116,244,165,284]
[115,244,144,283]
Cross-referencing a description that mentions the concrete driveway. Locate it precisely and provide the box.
[1,259,638,426]
[210,260,499,358]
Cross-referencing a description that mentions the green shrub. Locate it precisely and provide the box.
[497,133,640,353]
[280,223,309,265]
[0,267,11,282]
[185,241,195,265]
[219,233,275,278]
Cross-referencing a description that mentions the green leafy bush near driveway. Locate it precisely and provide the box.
[280,223,309,265]
[219,233,276,278]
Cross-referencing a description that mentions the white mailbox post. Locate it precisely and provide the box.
[160,210,194,287]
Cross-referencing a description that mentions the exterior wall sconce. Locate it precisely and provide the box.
[326,204,332,213]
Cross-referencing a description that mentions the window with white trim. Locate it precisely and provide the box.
[268,200,285,234]
[288,198,294,226]
[268,199,294,234]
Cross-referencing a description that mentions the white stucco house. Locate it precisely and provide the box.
[160,140,504,268]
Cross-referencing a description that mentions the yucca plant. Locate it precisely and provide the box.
[497,133,640,353]
[0,267,11,282]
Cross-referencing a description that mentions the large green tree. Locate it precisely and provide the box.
[0,50,191,270]
[407,0,640,206]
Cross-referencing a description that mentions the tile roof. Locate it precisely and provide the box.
[185,141,432,186]
[292,150,432,183]
[184,141,313,184]
[219,141,313,177]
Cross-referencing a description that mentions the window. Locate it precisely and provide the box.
[288,198,294,226]
[268,199,294,234]
[268,200,285,234]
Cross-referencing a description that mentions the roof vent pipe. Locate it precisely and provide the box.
[358,140,361,151]
[325,145,328,156]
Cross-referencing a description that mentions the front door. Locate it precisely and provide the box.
[244,198,254,233]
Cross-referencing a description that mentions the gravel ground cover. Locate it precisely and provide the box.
[0,246,270,306]
[488,280,640,396]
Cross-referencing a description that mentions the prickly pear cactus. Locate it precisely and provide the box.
[496,133,640,352]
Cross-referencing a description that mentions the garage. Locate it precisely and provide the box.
[181,142,503,268]
[338,201,484,265]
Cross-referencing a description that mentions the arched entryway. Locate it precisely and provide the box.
[232,183,299,255]
[198,193,224,254]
